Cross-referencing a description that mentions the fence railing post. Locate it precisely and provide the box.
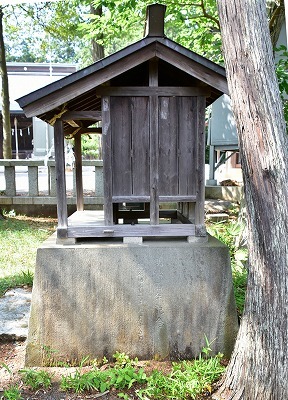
[48,161,57,196]
[95,161,104,197]
[28,166,39,196]
[4,165,16,197]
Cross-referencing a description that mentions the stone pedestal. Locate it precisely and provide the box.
[26,234,238,366]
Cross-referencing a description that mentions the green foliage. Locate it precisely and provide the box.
[2,385,23,400]
[3,1,91,65]
[275,45,288,129]
[207,220,248,316]
[81,0,222,63]
[137,344,225,399]
[19,369,53,391]
[60,352,147,394]
[2,350,226,398]
[1,363,22,400]
[81,134,102,159]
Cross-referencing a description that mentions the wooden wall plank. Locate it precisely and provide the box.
[111,97,132,196]
[149,95,159,224]
[194,96,206,226]
[131,97,150,195]
[74,132,84,211]
[112,195,196,202]
[149,59,159,225]
[54,120,68,231]
[158,96,178,196]
[178,97,197,196]
[102,96,113,225]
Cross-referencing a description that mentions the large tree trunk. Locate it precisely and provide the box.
[214,1,288,399]
[0,6,12,159]
[90,4,104,62]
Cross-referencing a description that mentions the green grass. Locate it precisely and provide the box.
[0,213,56,296]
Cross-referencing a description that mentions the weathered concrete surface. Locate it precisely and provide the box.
[0,288,31,341]
[26,235,239,366]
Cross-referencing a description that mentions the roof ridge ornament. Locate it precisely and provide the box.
[144,3,167,37]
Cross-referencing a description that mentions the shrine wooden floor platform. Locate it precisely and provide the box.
[65,210,202,240]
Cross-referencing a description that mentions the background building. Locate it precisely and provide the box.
[207,20,287,184]
[0,62,77,159]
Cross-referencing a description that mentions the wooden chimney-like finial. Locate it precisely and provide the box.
[144,3,167,37]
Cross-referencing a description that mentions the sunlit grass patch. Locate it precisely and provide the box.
[0,213,56,296]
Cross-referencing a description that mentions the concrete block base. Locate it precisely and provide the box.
[26,235,239,366]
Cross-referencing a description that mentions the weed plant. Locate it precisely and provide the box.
[207,220,248,316]
[2,385,23,400]
[59,348,225,399]
[19,369,53,390]
[60,352,147,394]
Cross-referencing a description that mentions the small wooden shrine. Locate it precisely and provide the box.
[18,4,228,242]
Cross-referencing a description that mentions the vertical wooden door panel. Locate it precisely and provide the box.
[158,96,178,196]
[111,97,132,196]
[178,97,197,196]
[131,97,150,195]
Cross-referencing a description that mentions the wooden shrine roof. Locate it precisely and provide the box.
[17,36,228,134]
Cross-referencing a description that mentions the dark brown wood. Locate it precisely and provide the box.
[23,45,156,117]
[149,94,159,225]
[145,4,166,37]
[149,59,159,224]
[149,59,158,87]
[54,120,68,232]
[115,209,177,220]
[178,97,197,196]
[159,195,196,202]
[65,127,102,136]
[95,86,210,97]
[61,111,102,121]
[176,211,193,225]
[155,42,228,94]
[102,96,113,225]
[158,96,178,196]
[111,96,132,196]
[194,97,206,226]
[131,97,150,195]
[74,132,84,211]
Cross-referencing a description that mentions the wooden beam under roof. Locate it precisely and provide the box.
[20,45,156,117]
[64,127,102,136]
[61,110,102,121]
[155,42,228,94]
[95,86,211,97]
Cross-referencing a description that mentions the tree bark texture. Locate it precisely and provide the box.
[215,1,288,399]
[90,5,104,62]
[0,6,12,159]
[268,0,285,48]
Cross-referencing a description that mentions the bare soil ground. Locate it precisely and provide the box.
[0,341,216,399]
